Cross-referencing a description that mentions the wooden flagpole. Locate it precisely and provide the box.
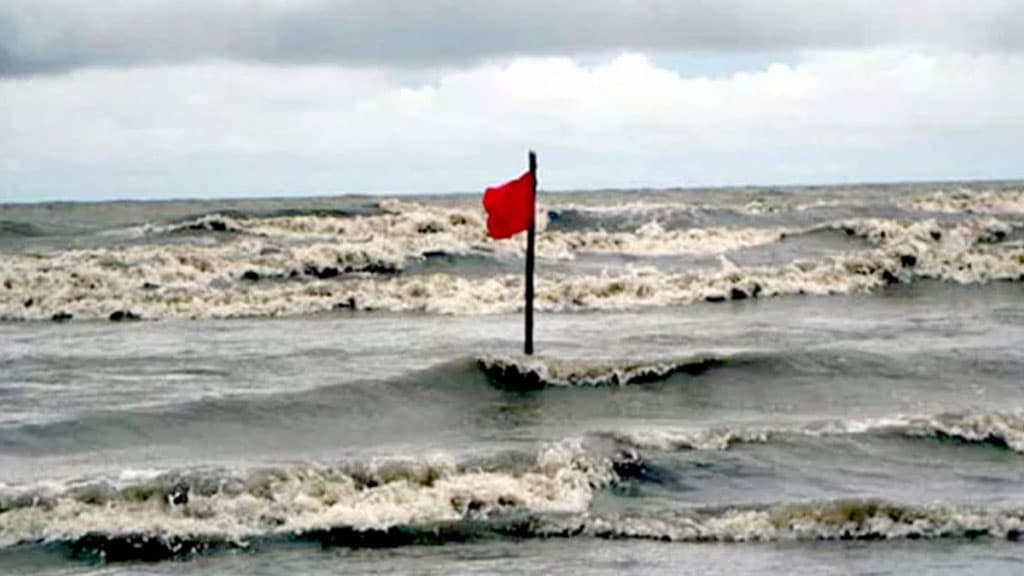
[525,151,537,355]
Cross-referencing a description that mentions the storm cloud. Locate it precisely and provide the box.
[4,49,1023,201]
[3,0,1023,76]
[3,2,1023,201]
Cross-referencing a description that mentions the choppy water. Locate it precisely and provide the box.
[1,182,1023,574]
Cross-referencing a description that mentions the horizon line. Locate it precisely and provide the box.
[2,176,1021,208]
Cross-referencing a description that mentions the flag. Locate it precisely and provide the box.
[482,170,534,239]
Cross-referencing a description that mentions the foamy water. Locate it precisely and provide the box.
[2,182,1024,574]
[2,191,1022,321]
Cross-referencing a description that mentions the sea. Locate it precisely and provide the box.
[1,181,1023,575]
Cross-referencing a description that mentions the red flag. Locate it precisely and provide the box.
[482,170,534,239]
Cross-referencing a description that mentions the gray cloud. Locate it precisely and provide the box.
[2,0,1023,75]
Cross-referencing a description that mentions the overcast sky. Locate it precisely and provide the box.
[2,1,1023,202]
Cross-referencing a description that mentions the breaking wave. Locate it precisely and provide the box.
[551,500,1024,543]
[596,411,1024,454]
[154,202,786,259]
[476,355,727,389]
[593,427,770,452]
[2,202,1023,320]
[901,187,1024,215]
[4,456,1024,562]
[0,442,613,560]
[903,412,1024,453]
[3,410,1024,561]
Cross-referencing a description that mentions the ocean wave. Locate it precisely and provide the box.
[593,428,770,452]
[552,500,1024,543]
[596,411,1024,454]
[0,353,738,451]
[477,355,727,389]
[901,187,1024,215]
[4,420,1024,562]
[541,222,785,259]
[154,200,485,241]
[0,442,613,558]
[55,499,1024,559]
[0,220,52,239]
[908,412,1024,452]
[548,195,854,223]
[6,486,1024,561]
[156,201,784,259]
[545,201,708,233]
[797,412,1024,453]
[1,215,1022,320]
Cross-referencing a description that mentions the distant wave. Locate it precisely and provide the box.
[154,202,786,259]
[150,200,489,242]
[2,205,1022,320]
[0,221,51,239]
[546,195,863,229]
[901,187,1024,215]
[158,203,392,233]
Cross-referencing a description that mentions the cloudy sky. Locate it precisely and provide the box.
[2,1,1023,202]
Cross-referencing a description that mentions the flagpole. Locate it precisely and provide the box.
[525,151,537,356]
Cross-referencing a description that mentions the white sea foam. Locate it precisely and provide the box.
[913,412,1024,453]
[539,222,784,259]
[155,200,782,259]
[1,214,1021,320]
[599,411,1024,453]
[557,501,1024,542]
[902,188,1024,215]
[547,201,691,217]
[597,428,769,451]
[477,355,724,388]
[0,442,612,549]
[809,411,1024,453]
[3,418,1024,553]
[802,415,919,437]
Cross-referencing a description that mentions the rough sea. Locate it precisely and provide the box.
[1,182,1023,575]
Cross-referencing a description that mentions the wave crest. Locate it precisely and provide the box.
[2,213,1023,320]
[560,500,1024,542]
[595,411,1024,454]
[595,428,769,451]
[901,187,1024,215]
[477,355,725,389]
[0,442,612,554]
[912,412,1024,452]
